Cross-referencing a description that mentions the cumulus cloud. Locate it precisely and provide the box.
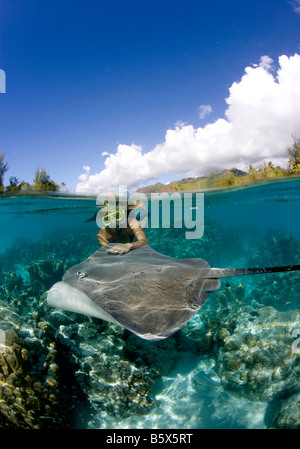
[75,53,300,194]
[197,104,213,119]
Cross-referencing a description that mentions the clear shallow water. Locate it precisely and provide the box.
[0,178,300,429]
[0,195,97,252]
[204,179,300,246]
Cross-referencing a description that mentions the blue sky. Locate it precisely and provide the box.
[1,0,300,193]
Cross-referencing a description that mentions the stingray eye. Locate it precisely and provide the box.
[77,271,87,279]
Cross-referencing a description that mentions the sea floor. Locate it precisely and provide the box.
[90,352,268,429]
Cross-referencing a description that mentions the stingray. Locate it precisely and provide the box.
[47,244,300,341]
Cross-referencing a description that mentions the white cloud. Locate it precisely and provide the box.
[75,53,300,194]
[197,104,213,119]
[291,0,300,14]
[259,55,274,71]
[78,165,90,182]
[101,151,110,156]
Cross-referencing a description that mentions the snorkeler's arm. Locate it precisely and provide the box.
[129,224,149,250]
[106,219,148,255]
[97,227,112,246]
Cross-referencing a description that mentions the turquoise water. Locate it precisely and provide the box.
[0,178,300,429]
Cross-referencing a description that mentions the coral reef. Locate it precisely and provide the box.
[0,326,85,429]
[274,392,300,429]
[216,305,300,402]
[179,279,300,405]
[0,231,98,273]
[27,259,71,292]
[251,271,300,312]
[124,333,178,377]
[75,324,157,419]
[247,229,300,267]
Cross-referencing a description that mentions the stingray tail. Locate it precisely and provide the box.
[207,264,300,278]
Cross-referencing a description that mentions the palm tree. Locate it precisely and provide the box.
[287,135,300,173]
[248,165,256,175]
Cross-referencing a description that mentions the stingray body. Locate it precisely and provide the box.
[47,244,300,341]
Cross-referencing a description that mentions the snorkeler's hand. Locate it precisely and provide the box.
[106,243,132,255]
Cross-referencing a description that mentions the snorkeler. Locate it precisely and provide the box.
[96,200,149,255]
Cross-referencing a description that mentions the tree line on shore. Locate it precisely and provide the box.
[1,135,300,194]
[210,135,300,188]
[0,161,65,193]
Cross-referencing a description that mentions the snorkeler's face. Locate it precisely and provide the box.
[102,204,126,228]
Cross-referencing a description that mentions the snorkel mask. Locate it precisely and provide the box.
[96,192,128,229]
[102,201,126,228]
[96,191,147,229]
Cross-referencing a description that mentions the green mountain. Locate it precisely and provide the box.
[136,167,248,193]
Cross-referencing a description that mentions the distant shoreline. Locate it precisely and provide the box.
[171,174,300,196]
[1,174,300,200]
[134,175,300,202]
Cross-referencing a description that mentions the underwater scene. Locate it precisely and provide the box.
[0,178,300,430]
